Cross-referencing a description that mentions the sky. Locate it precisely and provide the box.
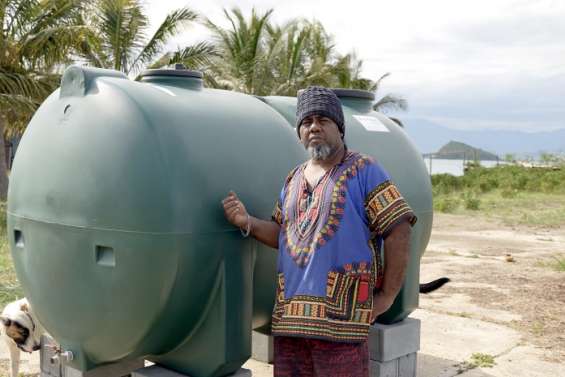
[145,0,565,133]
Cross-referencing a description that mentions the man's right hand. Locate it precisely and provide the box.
[222,191,249,229]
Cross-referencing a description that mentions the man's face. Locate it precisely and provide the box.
[299,115,343,161]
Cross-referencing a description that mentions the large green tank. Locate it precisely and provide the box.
[261,89,433,324]
[7,65,432,377]
[7,65,306,376]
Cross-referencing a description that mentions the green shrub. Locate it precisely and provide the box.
[432,174,462,194]
[464,196,481,210]
[479,177,498,193]
[432,165,565,198]
[501,187,518,198]
[510,175,529,190]
[540,175,560,193]
[434,197,459,213]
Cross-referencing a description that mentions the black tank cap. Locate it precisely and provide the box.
[331,88,375,100]
[139,64,203,79]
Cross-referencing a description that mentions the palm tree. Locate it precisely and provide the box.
[331,52,373,90]
[81,0,215,76]
[205,8,274,94]
[328,54,407,113]
[0,0,93,199]
[204,9,407,116]
[370,72,408,113]
[268,20,337,96]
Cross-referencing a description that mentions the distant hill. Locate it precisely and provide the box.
[401,117,565,156]
[423,141,499,160]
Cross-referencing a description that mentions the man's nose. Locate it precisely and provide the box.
[310,119,322,131]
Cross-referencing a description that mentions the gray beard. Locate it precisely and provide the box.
[308,143,333,161]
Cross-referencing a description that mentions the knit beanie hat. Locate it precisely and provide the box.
[296,86,345,138]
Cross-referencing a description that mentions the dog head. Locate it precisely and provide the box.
[1,300,41,353]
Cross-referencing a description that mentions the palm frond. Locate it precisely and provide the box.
[20,25,95,67]
[96,0,148,72]
[130,6,198,74]
[3,0,38,39]
[0,69,54,99]
[22,0,83,40]
[164,42,219,69]
[373,94,408,112]
[370,72,391,92]
[0,93,39,115]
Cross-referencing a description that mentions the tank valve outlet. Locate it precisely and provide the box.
[48,345,74,363]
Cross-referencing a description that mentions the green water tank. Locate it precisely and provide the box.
[7,65,306,377]
[261,89,433,324]
[8,66,432,377]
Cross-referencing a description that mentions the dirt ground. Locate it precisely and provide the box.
[421,213,565,364]
[1,212,564,376]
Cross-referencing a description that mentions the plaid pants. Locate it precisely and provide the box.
[273,336,369,377]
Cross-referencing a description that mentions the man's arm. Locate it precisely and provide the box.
[247,217,280,249]
[370,221,411,322]
[222,191,280,249]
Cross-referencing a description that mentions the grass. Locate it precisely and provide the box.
[532,321,545,336]
[454,312,472,318]
[536,255,565,272]
[433,164,565,227]
[552,256,565,271]
[458,352,497,372]
[0,203,23,308]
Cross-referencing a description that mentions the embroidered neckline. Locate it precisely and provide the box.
[295,163,338,240]
[282,152,371,267]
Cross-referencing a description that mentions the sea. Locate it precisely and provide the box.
[423,158,503,176]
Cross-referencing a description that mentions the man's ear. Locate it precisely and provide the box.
[0,316,11,326]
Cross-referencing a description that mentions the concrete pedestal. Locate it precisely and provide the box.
[251,330,274,364]
[132,365,252,377]
[250,318,420,377]
[369,318,420,377]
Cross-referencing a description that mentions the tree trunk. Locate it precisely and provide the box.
[0,117,10,201]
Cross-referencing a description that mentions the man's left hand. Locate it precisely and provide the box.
[370,293,395,323]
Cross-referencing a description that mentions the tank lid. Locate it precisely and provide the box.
[139,64,203,79]
[331,88,375,101]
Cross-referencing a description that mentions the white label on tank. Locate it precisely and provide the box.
[149,85,176,97]
[353,115,390,132]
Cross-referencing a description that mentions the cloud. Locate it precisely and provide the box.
[144,0,565,133]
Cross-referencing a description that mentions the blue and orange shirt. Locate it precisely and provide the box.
[271,151,416,342]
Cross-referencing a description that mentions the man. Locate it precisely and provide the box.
[222,86,416,377]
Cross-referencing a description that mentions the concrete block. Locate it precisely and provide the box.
[40,335,62,376]
[132,365,252,377]
[132,365,187,377]
[251,330,274,363]
[369,318,420,362]
[370,353,417,377]
[370,359,398,377]
[398,353,417,377]
[63,359,144,377]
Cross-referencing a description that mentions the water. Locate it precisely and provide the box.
[423,158,503,176]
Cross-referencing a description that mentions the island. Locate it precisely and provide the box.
[423,141,499,161]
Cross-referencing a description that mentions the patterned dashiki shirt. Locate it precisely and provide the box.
[270,151,417,343]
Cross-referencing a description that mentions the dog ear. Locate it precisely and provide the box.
[20,303,29,312]
[0,316,11,326]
